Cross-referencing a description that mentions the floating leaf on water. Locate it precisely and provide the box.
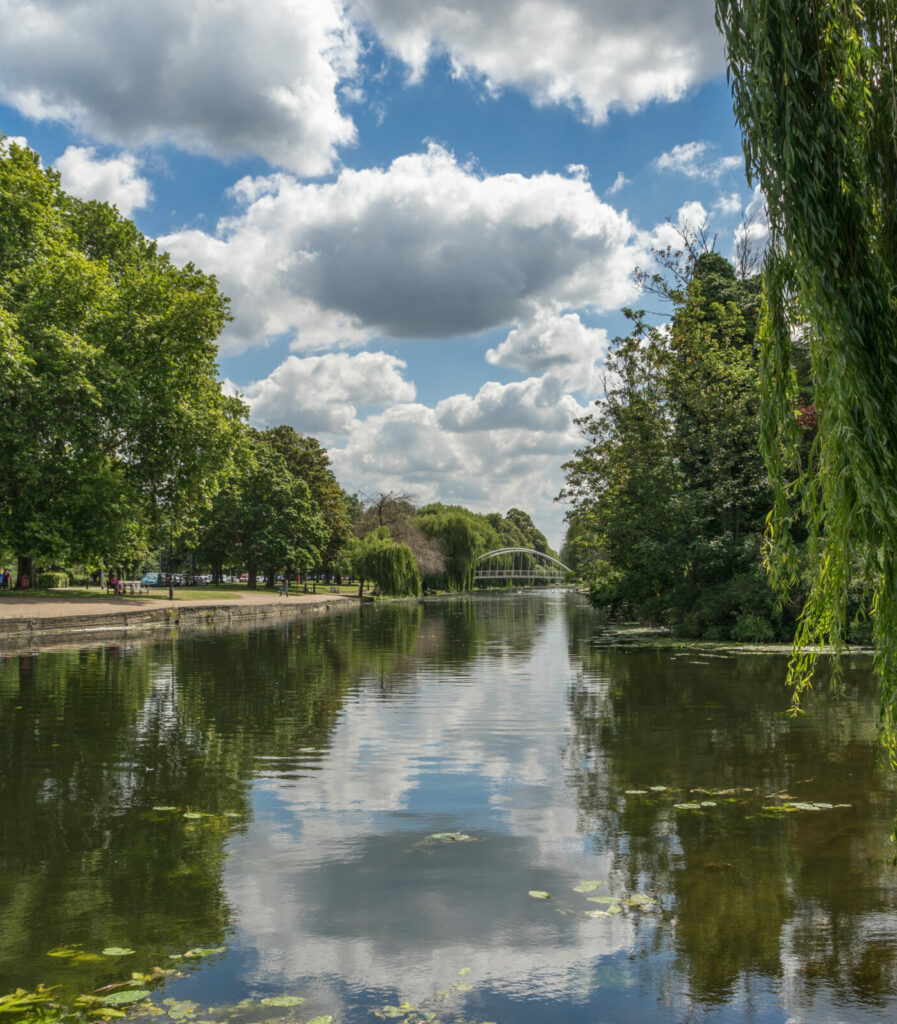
[834,803,852,808]
[624,790,648,795]
[585,909,611,918]
[225,813,241,818]
[699,801,717,808]
[573,881,605,893]
[648,786,668,792]
[72,952,107,964]
[429,832,473,842]
[455,982,474,991]
[528,890,551,899]
[458,967,471,975]
[260,997,305,1007]
[673,803,702,811]
[606,904,623,915]
[101,990,151,1007]
[814,802,833,809]
[377,1008,403,1019]
[102,947,136,957]
[305,1017,334,1024]
[587,895,618,904]
[47,944,82,958]
[184,947,227,958]
[626,893,655,906]
[183,813,203,820]
[790,802,823,812]
[153,807,178,812]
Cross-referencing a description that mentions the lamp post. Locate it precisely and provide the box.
[168,520,174,601]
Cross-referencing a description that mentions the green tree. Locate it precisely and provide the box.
[0,138,245,582]
[561,250,775,636]
[716,0,897,749]
[348,527,422,597]
[262,426,349,577]
[197,437,326,588]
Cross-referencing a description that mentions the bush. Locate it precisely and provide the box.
[38,572,68,589]
[730,613,775,643]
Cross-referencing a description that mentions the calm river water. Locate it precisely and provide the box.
[1,592,896,1023]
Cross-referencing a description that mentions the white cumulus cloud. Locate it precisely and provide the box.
[486,311,609,390]
[352,0,722,123]
[159,144,642,355]
[655,141,742,183]
[54,146,152,216]
[331,375,589,545]
[436,376,580,433]
[239,352,416,436]
[0,0,359,175]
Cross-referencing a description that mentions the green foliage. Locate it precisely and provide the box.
[0,137,246,569]
[561,248,780,636]
[261,426,349,568]
[348,528,422,597]
[36,573,67,589]
[716,0,897,754]
[196,432,327,582]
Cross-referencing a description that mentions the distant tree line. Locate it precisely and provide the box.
[0,136,554,596]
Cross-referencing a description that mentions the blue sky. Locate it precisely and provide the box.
[0,0,762,546]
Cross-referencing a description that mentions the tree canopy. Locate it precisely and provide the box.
[561,246,781,639]
[716,0,897,753]
[0,138,245,574]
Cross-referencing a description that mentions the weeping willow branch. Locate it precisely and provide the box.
[716,0,897,761]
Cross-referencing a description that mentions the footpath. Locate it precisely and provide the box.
[0,590,354,650]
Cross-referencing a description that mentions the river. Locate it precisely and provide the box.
[1,592,895,1023]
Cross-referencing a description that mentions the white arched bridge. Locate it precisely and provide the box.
[474,547,572,583]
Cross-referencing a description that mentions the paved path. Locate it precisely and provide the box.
[0,590,346,621]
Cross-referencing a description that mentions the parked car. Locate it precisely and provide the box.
[141,573,170,587]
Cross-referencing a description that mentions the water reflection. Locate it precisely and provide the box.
[0,594,895,1023]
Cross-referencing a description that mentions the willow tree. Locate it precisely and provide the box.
[716,1,897,754]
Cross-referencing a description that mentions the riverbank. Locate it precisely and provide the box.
[0,590,355,651]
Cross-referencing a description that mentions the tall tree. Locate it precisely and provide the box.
[561,250,775,637]
[716,0,897,750]
[0,139,245,580]
[262,427,349,576]
[197,437,326,588]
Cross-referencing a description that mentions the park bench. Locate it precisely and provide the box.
[105,580,149,596]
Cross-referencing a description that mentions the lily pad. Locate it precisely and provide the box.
[624,789,648,795]
[47,945,82,958]
[260,997,305,1007]
[673,802,703,811]
[528,890,551,899]
[305,1017,334,1024]
[153,806,178,812]
[429,832,473,842]
[184,946,227,958]
[699,801,717,808]
[606,904,623,915]
[585,909,611,918]
[573,881,605,893]
[648,785,668,792]
[587,895,618,904]
[102,947,136,956]
[101,990,151,1007]
[183,812,203,820]
[626,893,655,907]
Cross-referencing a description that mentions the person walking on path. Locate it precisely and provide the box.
[279,575,290,597]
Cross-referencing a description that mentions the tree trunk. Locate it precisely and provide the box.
[248,566,257,590]
[358,576,364,598]
[265,568,275,589]
[16,555,35,590]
